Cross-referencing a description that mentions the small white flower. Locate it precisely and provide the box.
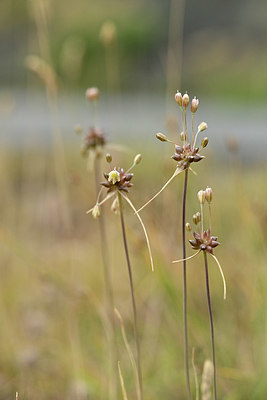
[92,205,101,219]
[108,169,120,185]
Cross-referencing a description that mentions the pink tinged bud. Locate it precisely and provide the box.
[205,187,213,203]
[175,90,183,106]
[197,190,205,205]
[191,97,199,113]
[182,93,189,108]
[85,87,99,101]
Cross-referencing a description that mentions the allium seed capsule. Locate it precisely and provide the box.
[182,93,190,108]
[85,87,99,101]
[205,187,213,203]
[134,154,142,165]
[196,212,201,223]
[186,222,192,232]
[197,190,206,205]
[175,91,183,106]
[108,169,121,184]
[193,214,199,225]
[156,132,168,142]
[106,153,112,163]
[92,204,101,219]
[198,122,208,132]
[201,137,209,148]
[191,97,199,113]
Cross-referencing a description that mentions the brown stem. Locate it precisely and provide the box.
[94,157,117,400]
[203,252,217,400]
[118,192,143,400]
[182,168,191,400]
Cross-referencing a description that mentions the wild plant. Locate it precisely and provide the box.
[137,91,208,399]
[87,153,154,400]
[173,187,226,400]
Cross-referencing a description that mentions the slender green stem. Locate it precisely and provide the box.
[182,168,191,400]
[118,193,143,400]
[203,252,217,400]
[94,158,117,400]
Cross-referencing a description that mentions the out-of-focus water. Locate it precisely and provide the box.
[1,89,266,162]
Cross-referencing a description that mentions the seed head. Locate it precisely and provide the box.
[156,132,168,142]
[85,87,99,101]
[205,187,213,203]
[198,122,208,133]
[182,93,190,108]
[191,97,199,113]
[92,204,101,219]
[198,190,206,205]
[108,169,121,184]
[134,153,142,165]
[175,90,183,106]
[106,153,112,163]
[186,222,192,232]
[201,137,209,148]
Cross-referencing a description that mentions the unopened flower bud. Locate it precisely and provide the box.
[193,214,199,225]
[106,153,112,163]
[92,204,101,219]
[180,131,186,141]
[196,212,201,223]
[191,97,199,113]
[186,222,192,232]
[134,154,142,165]
[175,90,182,106]
[86,87,99,101]
[198,122,208,133]
[111,197,119,214]
[197,190,205,205]
[182,93,189,108]
[74,124,83,135]
[100,21,116,47]
[108,169,120,184]
[156,132,168,142]
[205,187,213,203]
[201,137,209,148]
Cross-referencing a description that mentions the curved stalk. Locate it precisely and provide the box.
[94,158,117,400]
[118,193,143,400]
[182,168,191,400]
[203,252,217,400]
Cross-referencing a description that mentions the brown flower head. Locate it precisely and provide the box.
[172,143,204,170]
[84,126,106,150]
[189,229,220,254]
[101,168,133,193]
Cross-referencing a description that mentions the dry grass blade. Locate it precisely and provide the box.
[114,308,141,400]
[118,361,129,400]
[210,254,227,300]
[120,192,154,272]
[136,168,183,213]
[201,360,213,400]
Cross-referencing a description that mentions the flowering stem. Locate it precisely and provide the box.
[182,168,191,400]
[94,158,117,400]
[203,252,217,400]
[118,192,143,400]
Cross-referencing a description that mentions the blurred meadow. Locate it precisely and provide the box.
[1,0,267,399]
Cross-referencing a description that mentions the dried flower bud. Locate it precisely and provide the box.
[85,87,99,101]
[111,197,119,214]
[99,21,116,47]
[108,169,120,184]
[156,132,168,142]
[201,137,209,148]
[205,187,213,203]
[193,214,199,225]
[134,154,142,165]
[196,212,201,223]
[180,131,186,141]
[186,222,192,232]
[92,204,101,219]
[74,124,83,135]
[106,153,112,163]
[198,122,208,133]
[191,97,199,113]
[182,93,189,108]
[198,190,206,205]
[175,90,182,106]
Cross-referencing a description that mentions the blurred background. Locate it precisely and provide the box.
[0,0,267,399]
